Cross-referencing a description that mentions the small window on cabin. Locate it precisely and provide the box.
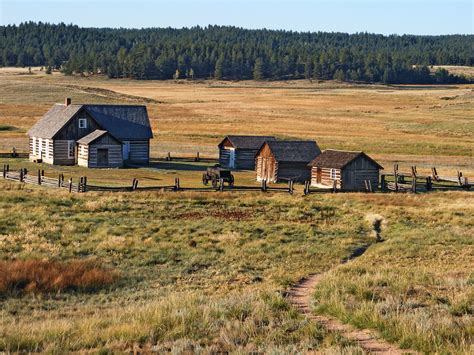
[79,118,87,129]
[330,168,337,179]
[68,141,75,159]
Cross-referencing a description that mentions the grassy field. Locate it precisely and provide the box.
[0,69,472,352]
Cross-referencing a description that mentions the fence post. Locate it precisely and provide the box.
[37,169,41,185]
[288,180,293,194]
[261,179,267,192]
[41,169,44,177]
[2,165,5,179]
[83,176,87,192]
[174,177,180,191]
[457,171,463,186]
[380,174,386,192]
[411,166,417,193]
[332,180,337,193]
[393,164,398,192]
[426,176,432,191]
[303,180,310,195]
[219,178,224,192]
[195,152,200,162]
[166,152,171,161]
[58,174,62,187]
[78,177,83,192]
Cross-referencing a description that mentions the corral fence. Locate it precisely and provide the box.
[2,163,471,195]
[2,164,298,194]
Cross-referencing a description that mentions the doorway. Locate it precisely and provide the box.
[97,149,109,166]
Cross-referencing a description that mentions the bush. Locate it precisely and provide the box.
[0,259,118,296]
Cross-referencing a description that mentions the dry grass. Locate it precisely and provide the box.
[0,259,118,295]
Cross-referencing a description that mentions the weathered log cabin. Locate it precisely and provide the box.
[218,135,275,170]
[27,98,153,168]
[309,150,383,191]
[255,140,321,182]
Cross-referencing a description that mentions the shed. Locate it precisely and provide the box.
[77,130,123,168]
[309,150,383,191]
[255,140,321,182]
[218,135,276,170]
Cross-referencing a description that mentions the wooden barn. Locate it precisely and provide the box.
[309,150,383,191]
[218,135,276,170]
[27,98,153,168]
[255,140,321,182]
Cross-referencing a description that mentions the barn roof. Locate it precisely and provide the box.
[265,140,321,162]
[28,103,153,140]
[219,135,276,149]
[309,150,383,169]
[77,130,117,145]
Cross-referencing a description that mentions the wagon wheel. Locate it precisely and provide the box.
[229,174,234,187]
[211,176,218,188]
[202,173,209,185]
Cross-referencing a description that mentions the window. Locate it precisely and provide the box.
[68,141,75,159]
[79,118,87,129]
[330,168,337,179]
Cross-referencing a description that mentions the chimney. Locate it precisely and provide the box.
[65,97,71,106]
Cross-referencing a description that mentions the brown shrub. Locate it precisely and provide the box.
[0,259,118,296]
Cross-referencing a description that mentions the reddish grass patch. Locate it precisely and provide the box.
[0,259,118,296]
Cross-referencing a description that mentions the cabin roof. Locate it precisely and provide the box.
[309,149,383,169]
[28,103,153,140]
[77,130,117,145]
[264,140,321,162]
[219,135,276,149]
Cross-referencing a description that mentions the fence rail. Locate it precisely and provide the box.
[2,163,471,195]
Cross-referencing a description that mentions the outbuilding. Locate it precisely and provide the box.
[309,150,383,191]
[77,130,123,168]
[255,140,321,182]
[218,135,275,170]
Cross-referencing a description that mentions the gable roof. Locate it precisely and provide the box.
[309,149,383,169]
[28,103,153,140]
[28,104,83,139]
[77,130,119,145]
[219,135,276,149]
[263,140,321,162]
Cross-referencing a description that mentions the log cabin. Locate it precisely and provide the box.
[218,135,275,170]
[27,98,153,168]
[309,150,383,191]
[255,140,321,182]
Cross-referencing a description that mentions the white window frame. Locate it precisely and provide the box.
[68,140,75,159]
[78,118,87,129]
[330,168,337,179]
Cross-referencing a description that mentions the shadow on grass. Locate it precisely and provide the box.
[145,161,209,171]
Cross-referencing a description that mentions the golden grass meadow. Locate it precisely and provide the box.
[0,69,472,353]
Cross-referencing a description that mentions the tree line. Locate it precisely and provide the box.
[1,22,472,84]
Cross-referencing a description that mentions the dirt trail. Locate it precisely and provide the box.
[287,247,417,354]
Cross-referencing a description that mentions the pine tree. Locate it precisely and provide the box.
[214,57,224,80]
[253,57,264,80]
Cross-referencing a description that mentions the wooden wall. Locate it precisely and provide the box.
[55,110,101,140]
[277,162,312,182]
[220,147,259,170]
[77,144,89,167]
[53,140,75,165]
[311,167,342,188]
[129,140,149,164]
[29,137,54,164]
[255,143,277,182]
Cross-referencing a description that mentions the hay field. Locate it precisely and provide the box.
[0,70,473,353]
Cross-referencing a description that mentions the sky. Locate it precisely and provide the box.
[0,0,472,35]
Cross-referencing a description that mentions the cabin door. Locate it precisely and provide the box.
[316,168,322,184]
[229,148,236,169]
[97,149,109,166]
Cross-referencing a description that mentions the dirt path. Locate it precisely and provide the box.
[287,250,417,354]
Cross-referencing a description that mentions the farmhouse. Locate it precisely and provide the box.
[255,140,321,182]
[27,98,153,167]
[309,150,383,191]
[218,135,276,170]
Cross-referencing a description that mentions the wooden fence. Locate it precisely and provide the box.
[2,163,471,195]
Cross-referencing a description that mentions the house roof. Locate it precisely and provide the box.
[219,135,276,149]
[309,149,383,169]
[77,130,114,145]
[264,140,321,162]
[28,103,153,140]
